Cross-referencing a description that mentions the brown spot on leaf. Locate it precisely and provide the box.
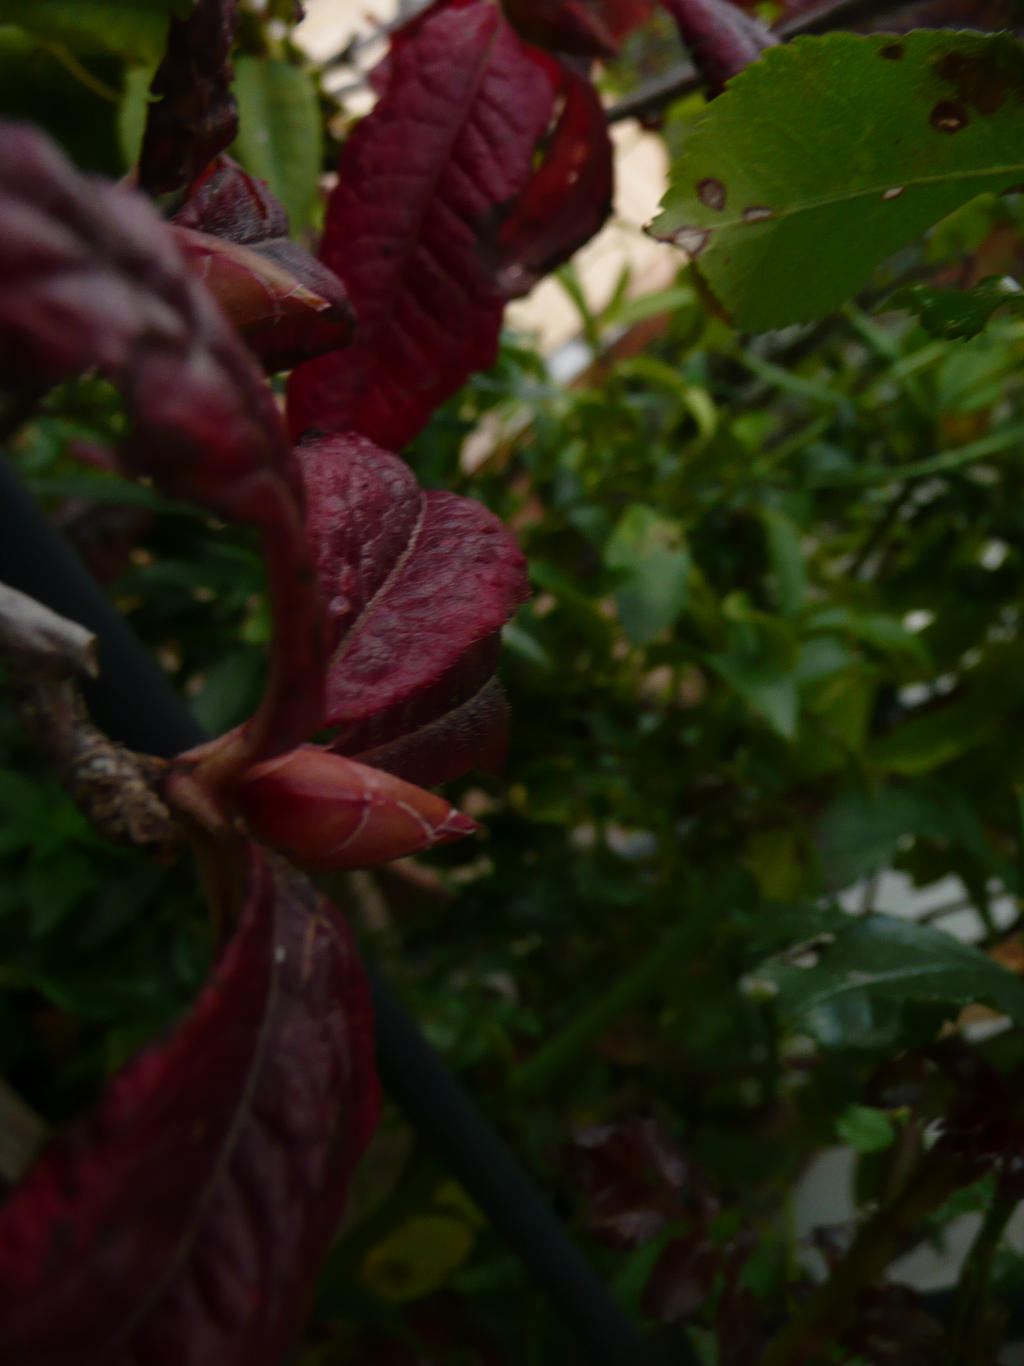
[668,226,711,257]
[742,205,773,223]
[696,177,726,211]
[930,100,969,133]
[934,47,1024,118]
[882,186,905,201]
[880,42,904,60]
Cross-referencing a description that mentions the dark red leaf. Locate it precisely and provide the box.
[495,63,613,298]
[350,674,511,787]
[714,1231,768,1366]
[500,0,619,55]
[172,158,355,371]
[844,1285,949,1366]
[0,847,378,1366]
[287,0,609,451]
[173,154,290,241]
[928,1039,1024,1186]
[0,125,292,519]
[599,0,656,42]
[658,0,778,96]
[0,123,324,770]
[564,1119,710,1249]
[298,433,529,783]
[138,0,240,195]
[236,745,477,870]
[352,1295,505,1365]
[641,1230,720,1323]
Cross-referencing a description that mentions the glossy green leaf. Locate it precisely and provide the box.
[868,697,1002,775]
[232,55,322,233]
[760,914,1024,1050]
[605,503,691,646]
[889,277,1024,341]
[836,1104,895,1153]
[817,786,937,888]
[0,1,183,62]
[807,608,930,666]
[654,31,1024,329]
[709,608,799,737]
[761,508,806,618]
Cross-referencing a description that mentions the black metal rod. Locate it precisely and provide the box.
[0,457,678,1366]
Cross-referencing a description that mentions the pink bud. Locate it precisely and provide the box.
[235,745,478,870]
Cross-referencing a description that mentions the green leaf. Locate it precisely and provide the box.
[605,503,691,646]
[807,608,930,666]
[761,508,806,618]
[709,608,800,737]
[868,696,1001,775]
[817,785,937,887]
[653,31,1024,330]
[888,277,1024,341]
[26,851,100,937]
[836,1104,896,1153]
[232,55,322,233]
[745,826,807,901]
[118,63,157,169]
[0,1,181,62]
[759,914,1024,1050]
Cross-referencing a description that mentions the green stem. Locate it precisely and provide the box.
[508,915,703,1099]
[757,1147,967,1366]
[42,43,121,103]
[949,1183,1018,1365]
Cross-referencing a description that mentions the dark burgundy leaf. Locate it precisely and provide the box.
[173,154,290,242]
[350,675,511,787]
[298,433,529,783]
[0,123,323,768]
[352,1295,505,1365]
[138,0,240,195]
[641,1230,720,1323]
[844,1285,949,1366]
[287,0,609,451]
[0,847,379,1366]
[564,1119,709,1249]
[658,0,778,96]
[714,1228,768,1366]
[500,0,619,55]
[863,1053,932,1112]
[173,158,355,371]
[0,125,292,517]
[496,62,613,298]
[600,0,656,41]
[236,744,477,870]
[928,1040,1022,1185]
